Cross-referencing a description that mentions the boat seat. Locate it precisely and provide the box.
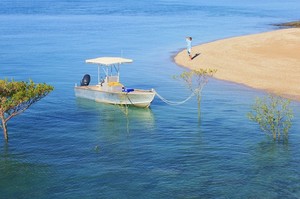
[108,82,123,87]
[107,76,119,83]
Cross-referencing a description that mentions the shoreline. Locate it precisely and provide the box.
[174,27,300,101]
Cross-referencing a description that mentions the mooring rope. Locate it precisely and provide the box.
[153,89,196,106]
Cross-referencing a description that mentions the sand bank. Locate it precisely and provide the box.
[174,28,300,101]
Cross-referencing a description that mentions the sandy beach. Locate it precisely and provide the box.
[174,28,300,101]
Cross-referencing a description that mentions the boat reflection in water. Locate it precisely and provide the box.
[75,98,155,135]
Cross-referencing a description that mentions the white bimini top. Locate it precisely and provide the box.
[85,57,133,66]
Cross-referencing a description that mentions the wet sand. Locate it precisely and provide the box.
[174,28,300,101]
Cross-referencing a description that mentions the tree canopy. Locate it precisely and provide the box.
[0,79,54,142]
[248,94,293,142]
[174,69,217,121]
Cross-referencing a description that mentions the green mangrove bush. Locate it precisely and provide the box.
[0,79,54,142]
[174,69,217,121]
[248,94,293,142]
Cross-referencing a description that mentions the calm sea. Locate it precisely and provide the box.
[1,0,300,198]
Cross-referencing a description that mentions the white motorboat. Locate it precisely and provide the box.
[74,57,155,108]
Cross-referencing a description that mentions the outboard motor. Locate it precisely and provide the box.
[80,74,91,86]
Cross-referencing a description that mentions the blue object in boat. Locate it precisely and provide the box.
[123,88,134,92]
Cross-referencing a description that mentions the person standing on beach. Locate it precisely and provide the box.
[186,37,192,60]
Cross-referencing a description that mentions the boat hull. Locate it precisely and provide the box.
[74,86,155,108]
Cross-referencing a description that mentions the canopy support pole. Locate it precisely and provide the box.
[98,65,100,84]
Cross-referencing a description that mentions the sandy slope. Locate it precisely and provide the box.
[174,28,300,101]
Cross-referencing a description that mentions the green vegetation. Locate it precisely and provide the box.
[174,69,217,121]
[276,21,300,28]
[0,79,54,142]
[248,94,293,142]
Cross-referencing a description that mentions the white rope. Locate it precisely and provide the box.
[153,89,196,106]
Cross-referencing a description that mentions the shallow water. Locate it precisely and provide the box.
[1,0,300,198]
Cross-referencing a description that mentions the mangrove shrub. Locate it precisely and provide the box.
[248,94,293,142]
[0,79,54,142]
[174,69,217,121]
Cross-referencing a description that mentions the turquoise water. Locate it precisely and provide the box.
[1,0,300,198]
